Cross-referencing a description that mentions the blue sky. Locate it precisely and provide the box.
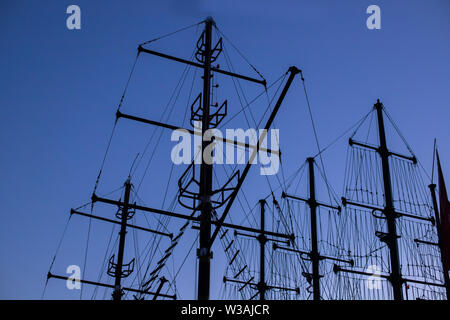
[0,0,449,299]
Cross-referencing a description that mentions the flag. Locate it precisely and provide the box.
[437,151,450,273]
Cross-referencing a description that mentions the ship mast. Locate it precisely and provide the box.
[336,99,448,300]
[197,16,214,301]
[429,146,450,300]
[112,178,132,300]
[374,100,403,300]
[47,17,301,300]
[278,157,350,300]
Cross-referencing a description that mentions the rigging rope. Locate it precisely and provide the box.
[300,71,332,203]
[91,52,140,200]
[313,108,373,158]
[213,25,266,85]
[139,21,204,47]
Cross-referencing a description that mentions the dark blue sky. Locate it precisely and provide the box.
[1,1,449,299]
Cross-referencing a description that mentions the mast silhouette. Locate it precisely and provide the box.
[279,157,347,300]
[197,16,214,301]
[112,178,132,301]
[374,100,403,300]
[46,17,300,300]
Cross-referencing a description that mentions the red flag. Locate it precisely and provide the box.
[437,152,450,273]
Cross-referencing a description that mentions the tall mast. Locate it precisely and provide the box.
[307,157,321,300]
[112,178,132,301]
[374,99,403,300]
[429,181,450,298]
[258,199,267,300]
[280,158,346,300]
[225,197,299,298]
[48,18,301,300]
[198,17,214,300]
[337,100,447,300]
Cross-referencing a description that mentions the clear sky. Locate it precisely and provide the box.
[1,0,449,299]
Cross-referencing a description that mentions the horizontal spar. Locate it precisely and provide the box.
[273,243,354,265]
[341,197,435,224]
[233,230,290,245]
[349,138,417,163]
[414,238,438,246]
[70,209,173,238]
[47,272,177,299]
[282,191,341,212]
[223,277,300,293]
[138,46,266,86]
[92,194,293,240]
[116,111,280,155]
[333,266,446,288]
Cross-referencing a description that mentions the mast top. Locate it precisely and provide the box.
[204,16,216,26]
[374,98,382,110]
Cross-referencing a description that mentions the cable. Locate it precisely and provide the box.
[139,21,204,46]
[92,52,140,198]
[214,25,266,84]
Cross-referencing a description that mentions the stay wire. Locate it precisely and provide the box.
[139,21,204,46]
[383,106,432,182]
[80,209,93,300]
[92,52,140,201]
[300,71,331,203]
[313,108,373,158]
[218,73,285,128]
[42,214,72,299]
[214,25,266,84]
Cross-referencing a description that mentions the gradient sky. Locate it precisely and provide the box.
[1,0,449,299]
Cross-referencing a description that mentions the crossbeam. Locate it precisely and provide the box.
[273,243,354,265]
[223,277,300,293]
[138,46,266,86]
[70,209,173,238]
[282,191,341,212]
[91,194,293,240]
[414,238,439,246]
[116,110,279,155]
[234,230,290,245]
[341,197,435,224]
[333,265,446,288]
[47,272,177,299]
[349,138,417,163]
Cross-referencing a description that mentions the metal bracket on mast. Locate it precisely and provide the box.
[196,31,222,64]
[177,161,240,211]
